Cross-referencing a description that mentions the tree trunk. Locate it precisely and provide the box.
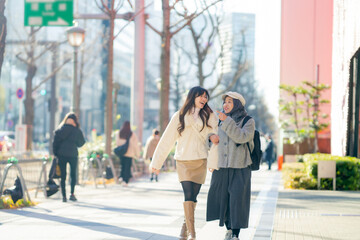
[105,14,114,155]
[159,0,171,135]
[24,64,37,150]
[0,0,6,78]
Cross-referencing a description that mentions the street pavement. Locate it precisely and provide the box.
[1,163,360,240]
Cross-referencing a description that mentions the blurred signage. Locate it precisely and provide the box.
[16,88,24,99]
[15,124,27,152]
[7,120,14,128]
[24,0,73,26]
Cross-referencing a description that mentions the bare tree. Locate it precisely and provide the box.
[146,0,222,134]
[15,27,70,150]
[171,39,190,110]
[174,3,248,99]
[0,0,6,78]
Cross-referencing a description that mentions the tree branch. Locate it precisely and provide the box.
[15,53,28,65]
[170,0,222,37]
[32,58,71,92]
[145,21,161,36]
[114,2,152,39]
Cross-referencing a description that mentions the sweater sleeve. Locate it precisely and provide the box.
[206,113,219,149]
[132,133,141,159]
[52,131,60,156]
[221,117,255,144]
[150,112,180,169]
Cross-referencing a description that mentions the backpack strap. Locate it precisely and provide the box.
[241,115,252,128]
[240,116,252,153]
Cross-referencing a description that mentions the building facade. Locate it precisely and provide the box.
[280,0,333,153]
[332,0,360,157]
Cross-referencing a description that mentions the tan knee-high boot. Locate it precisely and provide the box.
[179,202,197,240]
[179,220,187,240]
[184,201,196,240]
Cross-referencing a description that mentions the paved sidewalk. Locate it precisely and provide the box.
[1,164,359,240]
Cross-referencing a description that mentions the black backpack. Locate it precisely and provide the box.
[241,116,262,171]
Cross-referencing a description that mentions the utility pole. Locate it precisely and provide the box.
[49,43,58,155]
[131,0,145,142]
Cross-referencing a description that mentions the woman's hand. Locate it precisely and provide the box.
[208,168,214,173]
[210,134,219,145]
[216,110,227,121]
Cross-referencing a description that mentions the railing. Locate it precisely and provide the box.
[0,153,175,194]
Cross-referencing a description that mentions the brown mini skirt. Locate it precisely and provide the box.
[176,159,207,184]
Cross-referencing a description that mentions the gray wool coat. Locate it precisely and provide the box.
[217,115,255,169]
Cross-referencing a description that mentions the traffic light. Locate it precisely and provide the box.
[40,89,47,96]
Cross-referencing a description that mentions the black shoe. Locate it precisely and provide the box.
[69,194,77,201]
[62,197,67,202]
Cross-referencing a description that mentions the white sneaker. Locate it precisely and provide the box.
[230,237,239,240]
[224,230,232,240]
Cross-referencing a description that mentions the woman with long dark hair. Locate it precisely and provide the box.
[53,112,85,202]
[116,121,140,186]
[150,86,219,240]
[206,92,254,240]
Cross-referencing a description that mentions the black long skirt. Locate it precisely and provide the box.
[120,156,133,183]
[206,167,251,229]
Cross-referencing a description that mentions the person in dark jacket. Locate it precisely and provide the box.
[265,134,274,170]
[206,92,254,240]
[53,112,85,202]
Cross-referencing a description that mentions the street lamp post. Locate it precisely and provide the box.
[66,24,85,117]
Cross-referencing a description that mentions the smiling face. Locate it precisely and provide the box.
[195,92,208,109]
[223,96,234,113]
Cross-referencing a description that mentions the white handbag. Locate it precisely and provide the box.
[207,143,219,170]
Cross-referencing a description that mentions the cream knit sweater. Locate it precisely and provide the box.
[150,109,218,170]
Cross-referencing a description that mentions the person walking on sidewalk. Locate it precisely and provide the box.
[150,86,218,240]
[116,121,141,187]
[265,134,274,170]
[206,92,254,240]
[53,112,86,202]
[143,129,160,182]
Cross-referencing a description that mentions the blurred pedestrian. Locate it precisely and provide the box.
[53,112,85,202]
[265,134,274,170]
[143,129,160,182]
[116,121,141,187]
[206,92,254,240]
[150,86,218,240]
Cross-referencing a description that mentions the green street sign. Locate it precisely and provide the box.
[24,0,73,26]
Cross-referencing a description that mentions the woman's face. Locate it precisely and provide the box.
[223,96,234,113]
[194,92,208,109]
[65,118,76,127]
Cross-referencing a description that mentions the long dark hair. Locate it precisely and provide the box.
[119,121,132,139]
[58,112,79,128]
[178,86,213,135]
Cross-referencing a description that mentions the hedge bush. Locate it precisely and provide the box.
[302,153,360,190]
[282,163,317,189]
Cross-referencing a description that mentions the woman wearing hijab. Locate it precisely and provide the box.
[53,112,85,202]
[150,86,218,240]
[206,92,255,240]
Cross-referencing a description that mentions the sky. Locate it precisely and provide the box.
[223,0,281,120]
